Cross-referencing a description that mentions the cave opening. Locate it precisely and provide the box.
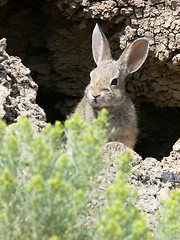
[36,89,180,160]
[36,88,78,123]
[135,102,180,159]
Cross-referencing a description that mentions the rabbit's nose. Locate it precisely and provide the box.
[92,94,100,99]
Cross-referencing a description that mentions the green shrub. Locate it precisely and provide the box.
[154,190,180,240]
[0,111,108,240]
[0,110,180,240]
[93,152,152,240]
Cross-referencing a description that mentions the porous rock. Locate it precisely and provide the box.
[92,139,180,230]
[0,38,46,130]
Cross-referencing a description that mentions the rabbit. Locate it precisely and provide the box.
[74,23,149,149]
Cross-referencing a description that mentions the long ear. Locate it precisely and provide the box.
[92,23,112,66]
[119,38,149,74]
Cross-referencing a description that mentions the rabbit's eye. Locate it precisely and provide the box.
[111,78,118,85]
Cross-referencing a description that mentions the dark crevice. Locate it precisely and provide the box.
[36,88,78,123]
[36,89,64,123]
[135,102,180,160]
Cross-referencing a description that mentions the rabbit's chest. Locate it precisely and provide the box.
[107,106,136,139]
[108,108,134,128]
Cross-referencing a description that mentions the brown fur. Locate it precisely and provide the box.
[74,24,149,149]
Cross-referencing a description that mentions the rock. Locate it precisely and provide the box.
[0,38,46,130]
[85,138,180,230]
[158,187,171,200]
[128,139,180,228]
[103,142,142,168]
[170,138,180,160]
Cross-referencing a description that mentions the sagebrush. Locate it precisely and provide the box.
[0,111,179,240]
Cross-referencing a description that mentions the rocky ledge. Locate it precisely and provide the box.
[101,139,180,229]
[0,38,46,130]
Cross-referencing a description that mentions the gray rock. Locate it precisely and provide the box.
[0,38,46,130]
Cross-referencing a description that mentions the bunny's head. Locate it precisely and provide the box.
[85,23,149,109]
